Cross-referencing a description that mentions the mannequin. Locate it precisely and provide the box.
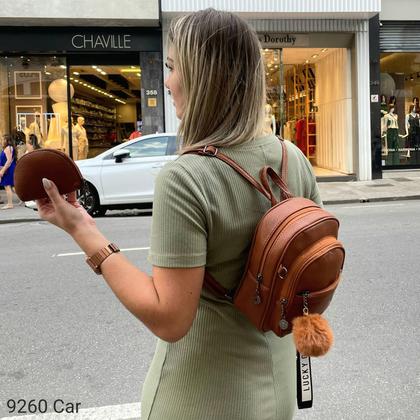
[382,105,401,164]
[405,104,420,150]
[61,114,78,160]
[74,116,89,159]
[388,95,396,107]
[380,95,388,116]
[28,114,44,146]
[45,78,75,155]
[413,97,420,113]
[264,104,276,134]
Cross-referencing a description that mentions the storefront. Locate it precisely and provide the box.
[257,32,354,179]
[0,26,163,160]
[379,20,420,169]
[162,0,381,181]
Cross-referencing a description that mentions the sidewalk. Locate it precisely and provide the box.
[1,170,419,224]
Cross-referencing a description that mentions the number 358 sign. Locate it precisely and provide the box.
[145,89,158,107]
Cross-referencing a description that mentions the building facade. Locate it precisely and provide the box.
[0,0,163,160]
[379,0,420,171]
[162,0,381,181]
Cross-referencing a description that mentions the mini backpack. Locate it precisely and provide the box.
[186,139,345,408]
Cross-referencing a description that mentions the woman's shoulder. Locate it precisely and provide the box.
[156,154,205,190]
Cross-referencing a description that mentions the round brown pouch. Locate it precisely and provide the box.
[14,149,83,201]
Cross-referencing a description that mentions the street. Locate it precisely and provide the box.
[1,200,419,419]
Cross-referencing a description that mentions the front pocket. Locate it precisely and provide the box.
[296,274,342,315]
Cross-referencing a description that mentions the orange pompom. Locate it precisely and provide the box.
[292,313,334,357]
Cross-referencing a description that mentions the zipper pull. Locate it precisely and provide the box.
[302,291,309,316]
[254,273,263,305]
[279,298,288,330]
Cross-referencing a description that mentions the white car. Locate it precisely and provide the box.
[76,133,178,216]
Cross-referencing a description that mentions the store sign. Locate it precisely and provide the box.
[259,33,309,48]
[71,34,132,50]
[0,28,161,53]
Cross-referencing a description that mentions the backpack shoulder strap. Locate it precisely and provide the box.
[183,145,271,201]
[279,138,288,183]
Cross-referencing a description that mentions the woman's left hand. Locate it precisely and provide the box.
[36,178,96,236]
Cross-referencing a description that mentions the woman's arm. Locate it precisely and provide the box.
[0,146,13,176]
[38,179,204,342]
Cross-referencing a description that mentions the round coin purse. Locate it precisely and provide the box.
[14,149,84,201]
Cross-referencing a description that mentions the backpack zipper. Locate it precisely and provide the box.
[278,238,343,317]
[255,207,320,280]
[258,216,339,326]
[246,207,319,305]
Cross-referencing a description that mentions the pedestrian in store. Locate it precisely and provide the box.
[36,8,321,420]
[0,134,17,209]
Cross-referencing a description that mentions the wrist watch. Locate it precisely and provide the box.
[86,243,120,274]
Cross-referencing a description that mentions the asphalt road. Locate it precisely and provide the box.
[0,200,419,419]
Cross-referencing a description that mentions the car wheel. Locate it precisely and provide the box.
[78,182,107,217]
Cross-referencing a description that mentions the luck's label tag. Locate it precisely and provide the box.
[296,352,313,409]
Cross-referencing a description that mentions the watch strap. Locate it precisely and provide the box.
[86,243,120,274]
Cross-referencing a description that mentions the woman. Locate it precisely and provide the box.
[37,9,321,419]
[0,134,17,209]
[26,134,41,153]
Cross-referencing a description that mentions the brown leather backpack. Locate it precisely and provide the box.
[187,140,345,343]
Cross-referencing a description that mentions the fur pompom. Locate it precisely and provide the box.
[292,314,334,357]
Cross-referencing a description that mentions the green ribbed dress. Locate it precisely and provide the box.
[143,135,322,420]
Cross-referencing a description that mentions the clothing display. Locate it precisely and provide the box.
[386,127,399,149]
[28,120,44,145]
[61,126,79,160]
[283,120,296,142]
[0,146,16,186]
[74,123,89,159]
[143,134,321,420]
[383,112,400,165]
[380,101,388,116]
[264,104,276,134]
[407,112,420,149]
[295,118,306,155]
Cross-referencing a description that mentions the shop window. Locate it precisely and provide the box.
[0,55,70,160]
[69,64,142,159]
[380,52,420,167]
[263,48,352,176]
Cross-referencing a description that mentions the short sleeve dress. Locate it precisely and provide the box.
[143,134,322,420]
[0,146,16,187]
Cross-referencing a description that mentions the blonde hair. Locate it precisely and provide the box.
[168,8,266,152]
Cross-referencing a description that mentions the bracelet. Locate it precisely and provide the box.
[85,243,120,275]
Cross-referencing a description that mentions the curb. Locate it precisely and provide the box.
[0,217,41,225]
[1,195,419,224]
[322,195,420,205]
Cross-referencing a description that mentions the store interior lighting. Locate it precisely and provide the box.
[262,48,335,81]
[70,75,127,104]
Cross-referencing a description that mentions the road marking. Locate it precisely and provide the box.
[0,402,141,420]
[53,247,150,257]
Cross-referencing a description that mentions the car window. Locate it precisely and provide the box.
[122,136,169,158]
[166,136,178,155]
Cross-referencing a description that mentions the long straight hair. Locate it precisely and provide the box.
[2,134,17,161]
[168,8,266,151]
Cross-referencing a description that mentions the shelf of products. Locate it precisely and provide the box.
[72,97,116,145]
[284,64,317,159]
